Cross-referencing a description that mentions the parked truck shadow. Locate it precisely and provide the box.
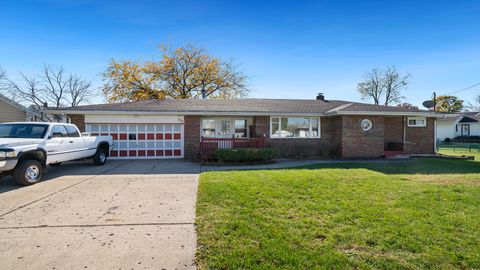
[0,159,201,194]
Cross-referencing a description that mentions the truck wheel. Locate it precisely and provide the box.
[93,148,108,166]
[13,160,43,186]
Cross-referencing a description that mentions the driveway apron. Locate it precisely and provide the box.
[0,160,200,270]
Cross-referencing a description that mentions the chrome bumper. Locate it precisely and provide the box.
[0,159,18,172]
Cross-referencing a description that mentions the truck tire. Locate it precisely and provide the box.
[13,160,43,186]
[93,148,108,166]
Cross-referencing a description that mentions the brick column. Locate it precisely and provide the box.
[184,115,201,160]
[253,116,270,137]
[68,114,85,132]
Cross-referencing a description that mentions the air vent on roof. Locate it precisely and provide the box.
[316,93,325,101]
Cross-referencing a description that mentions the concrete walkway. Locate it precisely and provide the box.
[0,160,199,270]
[200,159,322,172]
[200,158,410,172]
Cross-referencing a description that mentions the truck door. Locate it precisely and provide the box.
[64,125,88,160]
[45,125,70,163]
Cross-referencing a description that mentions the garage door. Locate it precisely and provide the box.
[85,123,183,158]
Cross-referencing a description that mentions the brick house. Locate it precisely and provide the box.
[47,96,436,160]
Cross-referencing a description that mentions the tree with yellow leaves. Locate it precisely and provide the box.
[102,44,249,102]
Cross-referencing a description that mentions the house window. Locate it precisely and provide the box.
[234,120,247,138]
[270,117,321,138]
[407,117,427,127]
[219,120,230,135]
[201,118,249,138]
[202,119,216,137]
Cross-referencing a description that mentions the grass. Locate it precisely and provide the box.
[438,145,480,161]
[196,158,480,269]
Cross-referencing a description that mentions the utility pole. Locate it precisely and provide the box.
[433,92,436,112]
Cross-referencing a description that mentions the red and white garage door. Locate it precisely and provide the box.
[85,123,183,158]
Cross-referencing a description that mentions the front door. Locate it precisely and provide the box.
[461,124,470,136]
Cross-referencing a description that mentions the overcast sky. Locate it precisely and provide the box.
[1,0,479,107]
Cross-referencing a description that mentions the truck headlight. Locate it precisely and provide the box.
[0,151,16,159]
[5,151,17,158]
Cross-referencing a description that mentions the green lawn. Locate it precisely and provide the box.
[438,145,480,161]
[196,158,480,269]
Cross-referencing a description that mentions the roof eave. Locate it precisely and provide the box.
[45,109,437,117]
[43,109,327,116]
[325,111,437,117]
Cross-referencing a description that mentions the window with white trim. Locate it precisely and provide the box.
[270,117,321,138]
[407,117,427,127]
[201,118,250,138]
[201,119,216,137]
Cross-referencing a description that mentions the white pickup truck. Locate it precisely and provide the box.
[0,122,113,185]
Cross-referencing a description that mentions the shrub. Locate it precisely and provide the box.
[454,136,480,143]
[215,148,278,163]
[444,137,452,143]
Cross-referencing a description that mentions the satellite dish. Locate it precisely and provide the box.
[422,100,435,109]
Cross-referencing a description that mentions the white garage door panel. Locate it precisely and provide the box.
[85,123,183,159]
[85,114,184,124]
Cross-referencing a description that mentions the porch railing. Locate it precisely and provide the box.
[200,137,267,160]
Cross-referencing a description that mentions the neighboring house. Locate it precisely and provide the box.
[437,112,480,141]
[46,95,436,160]
[0,93,29,123]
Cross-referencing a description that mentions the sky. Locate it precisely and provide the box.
[1,0,479,108]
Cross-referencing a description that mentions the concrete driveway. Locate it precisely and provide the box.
[0,160,200,270]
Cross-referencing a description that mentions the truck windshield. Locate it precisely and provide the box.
[0,124,49,139]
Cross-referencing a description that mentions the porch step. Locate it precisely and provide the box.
[385,154,410,159]
[384,150,409,159]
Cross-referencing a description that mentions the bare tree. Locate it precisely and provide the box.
[1,65,95,121]
[0,67,9,92]
[466,94,480,111]
[357,68,383,105]
[67,74,92,107]
[357,66,410,106]
[0,67,6,82]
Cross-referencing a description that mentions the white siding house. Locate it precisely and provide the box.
[436,112,480,141]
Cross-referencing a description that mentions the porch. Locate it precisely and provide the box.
[200,137,267,160]
[384,142,404,158]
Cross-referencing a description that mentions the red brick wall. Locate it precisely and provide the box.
[341,115,385,158]
[68,114,85,132]
[329,116,343,157]
[404,117,435,154]
[184,115,201,160]
[253,116,270,137]
[384,116,404,144]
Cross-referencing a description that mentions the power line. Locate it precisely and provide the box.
[442,82,480,95]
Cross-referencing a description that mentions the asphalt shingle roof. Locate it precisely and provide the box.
[436,112,480,124]
[52,98,428,115]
